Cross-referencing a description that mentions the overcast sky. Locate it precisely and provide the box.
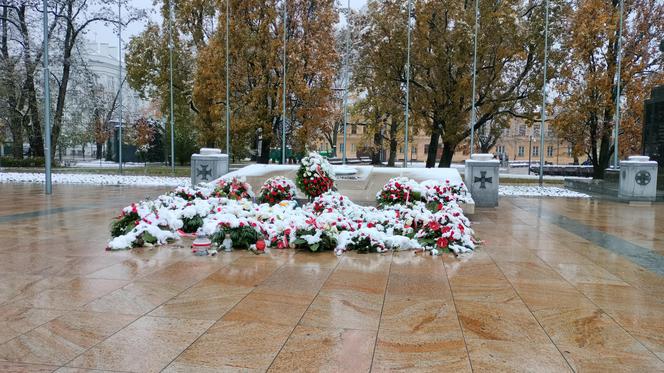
[89,0,368,55]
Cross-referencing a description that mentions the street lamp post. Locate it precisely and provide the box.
[168,0,175,173]
[281,0,287,164]
[42,0,52,194]
[612,0,624,169]
[225,0,230,158]
[403,0,412,167]
[117,0,124,174]
[539,0,550,186]
[342,0,350,165]
[469,0,479,157]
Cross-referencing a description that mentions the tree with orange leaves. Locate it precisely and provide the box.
[192,0,338,163]
[552,0,664,179]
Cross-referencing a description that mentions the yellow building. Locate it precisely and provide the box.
[317,119,576,165]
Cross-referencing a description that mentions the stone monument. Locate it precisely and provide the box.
[465,153,499,208]
[191,148,229,186]
[619,155,658,202]
[643,85,664,167]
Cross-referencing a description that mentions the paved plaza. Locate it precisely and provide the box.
[0,184,663,372]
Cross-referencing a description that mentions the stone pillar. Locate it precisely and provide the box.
[465,153,500,208]
[191,148,229,186]
[619,155,658,202]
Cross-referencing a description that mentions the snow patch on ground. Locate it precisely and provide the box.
[72,160,145,168]
[499,185,590,198]
[0,172,190,187]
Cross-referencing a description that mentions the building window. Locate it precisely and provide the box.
[547,146,554,157]
[518,125,526,136]
[547,125,555,137]
[351,125,357,135]
[533,124,540,136]
[518,146,524,157]
[497,145,505,154]
[340,143,344,153]
[567,146,573,156]
[351,143,356,153]
[532,146,539,156]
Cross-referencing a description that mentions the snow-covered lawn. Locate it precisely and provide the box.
[499,185,589,198]
[0,172,189,187]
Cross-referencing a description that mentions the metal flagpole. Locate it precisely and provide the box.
[403,0,412,168]
[168,0,175,172]
[539,0,550,186]
[469,0,479,157]
[342,0,350,165]
[613,0,624,168]
[118,0,123,174]
[282,0,287,164]
[42,0,52,194]
[225,0,230,157]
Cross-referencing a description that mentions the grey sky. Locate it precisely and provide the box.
[90,0,368,56]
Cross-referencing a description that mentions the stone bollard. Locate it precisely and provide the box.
[619,155,658,202]
[465,153,500,208]
[191,148,229,186]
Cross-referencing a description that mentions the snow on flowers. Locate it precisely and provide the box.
[258,176,297,205]
[296,152,335,198]
[107,174,477,255]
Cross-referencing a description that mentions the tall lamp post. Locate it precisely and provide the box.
[117,0,123,174]
[342,0,350,165]
[469,0,479,157]
[403,0,412,167]
[281,0,287,164]
[225,0,230,157]
[168,0,175,172]
[539,0,550,186]
[42,0,52,194]
[612,0,624,169]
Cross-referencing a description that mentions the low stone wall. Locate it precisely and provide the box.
[222,164,475,214]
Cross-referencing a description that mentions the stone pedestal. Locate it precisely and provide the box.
[619,155,658,202]
[465,153,499,208]
[191,148,229,186]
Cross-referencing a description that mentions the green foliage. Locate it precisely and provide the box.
[134,231,158,247]
[182,215,204,234]
[110,212,140,238]
[211,225,261,250]
[0,157,46,167]
[291,229,337,252]
[346,235,386,254]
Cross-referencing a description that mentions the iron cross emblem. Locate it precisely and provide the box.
[474,171,492,189]
[197,164,213,181]
[635,170,651,186]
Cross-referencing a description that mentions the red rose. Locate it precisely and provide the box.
[437,237,449,248]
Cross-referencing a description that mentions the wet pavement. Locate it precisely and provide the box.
[0,184,663,372]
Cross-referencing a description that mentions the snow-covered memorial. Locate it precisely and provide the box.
[106,153,478,255]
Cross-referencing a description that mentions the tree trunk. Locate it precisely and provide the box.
[96,142,103,159]
[51,1,75,159]
[387,118,398,167]
[371,130,382,165]
[257,136,271,164]
[593,133,613,179]
[11,130,23,159]
[388,138,397,167]
[438,141,456,168]
[16,5,44,157]
[425,124,441,168]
